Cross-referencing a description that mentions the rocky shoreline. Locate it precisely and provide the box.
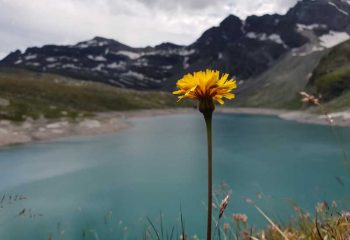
[0,108,196,148]
[218,107,350,127]
[279,111,350,127]
[0,107,349,148]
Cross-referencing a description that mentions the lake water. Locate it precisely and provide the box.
[0,113,349,239]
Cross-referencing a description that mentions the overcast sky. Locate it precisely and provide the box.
[0,0,299,59]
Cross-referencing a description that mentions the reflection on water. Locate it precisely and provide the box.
[0,113,349,239]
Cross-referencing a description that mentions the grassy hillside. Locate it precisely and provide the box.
[315,90,350,112]
[308,39,350,101]
[0,68,191,121]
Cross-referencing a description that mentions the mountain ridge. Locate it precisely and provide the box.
[1,0,350,107]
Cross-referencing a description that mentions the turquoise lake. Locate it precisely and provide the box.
[0,113,349,239]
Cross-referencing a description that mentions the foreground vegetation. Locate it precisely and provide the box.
[214,202,350,240]
[0,68,191,121]
[142,202,350,240]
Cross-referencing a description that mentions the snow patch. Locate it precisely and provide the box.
[328,1,349,15]
[24,54,37,60]
[116,51,141,60]
[87,55,106,61]
[246,32,258,39]
[47,63,60,68]
[183,56,189,69]
[292,31,350,57]
[97,41,108,47]
[76,39,108,48]
[246,32,288,47]
[46,57,56,62]
[177,48,195,56]
[218,52,223,59]
[319,31,350,48]
[133,48,194,58]
[297,24,327,31]
[311,45,325,52]
[92,64,105,72]
[106,62,126,70]
[14,59,22,64]
[62,64,80,69]
[162,65,173,70]
[307,73,313,80]
[341,0,350,5]
[133,58,148,66]
[269,34,286,46]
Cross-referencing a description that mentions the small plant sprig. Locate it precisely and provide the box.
[299,91,350,171]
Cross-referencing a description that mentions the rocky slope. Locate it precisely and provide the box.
[1,0,350,106]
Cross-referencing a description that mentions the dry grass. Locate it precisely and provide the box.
[215,202,350,240]
[0,67,193,121]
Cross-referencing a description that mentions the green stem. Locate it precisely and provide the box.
[204,113,213,240]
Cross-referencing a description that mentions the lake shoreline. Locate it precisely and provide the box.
[218,107,350,127]
[0,107,348,148]
[0,108,196,148]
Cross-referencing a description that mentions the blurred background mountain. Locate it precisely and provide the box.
[1,0,350,120]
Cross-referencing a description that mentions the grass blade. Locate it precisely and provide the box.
[147,217,161,240]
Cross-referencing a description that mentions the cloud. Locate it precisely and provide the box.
[0,0,298,59]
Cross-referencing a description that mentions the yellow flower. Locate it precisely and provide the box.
[173,69,237,105]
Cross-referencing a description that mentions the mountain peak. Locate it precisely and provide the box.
[74,36,131,50]
[286,0,350,30]
[92,36,109,41]
[154,42,184,50]
[192,14,244,50]
[219,14,242,27]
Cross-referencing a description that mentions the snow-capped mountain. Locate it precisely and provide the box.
[1,0,350,91]
[0,37,193,89]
